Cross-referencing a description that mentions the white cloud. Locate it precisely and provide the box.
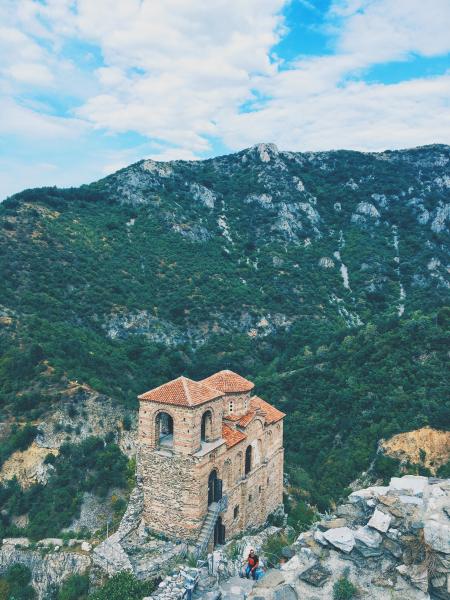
[330,0,450,64]
[0,97,85,138]
[221,73,450,152]
[7,62,54,85]
[0,0,449,199]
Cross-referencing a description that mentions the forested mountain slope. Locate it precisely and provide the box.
[0,143,449,511]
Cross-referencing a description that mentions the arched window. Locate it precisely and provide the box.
[245,445,252,475]
[156,412,173,448]
[208,469,222,505]
[201,410,213,443]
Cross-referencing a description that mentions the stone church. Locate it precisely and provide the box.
[137,370,284,551]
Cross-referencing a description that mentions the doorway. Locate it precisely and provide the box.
[214,516,226,546]
[208,469,222,506]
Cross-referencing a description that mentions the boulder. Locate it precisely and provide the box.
[313,530,328,546]
[322,527,355,553]
[354,526,382,548]
[37,538,63,547]
[2,537,30,548]
[382,537,402,558]
[81,541,92,552]
[399,495,423,506]
[390,476,428,497]
[257,570,285,588]
[368,509,391,533]
[424,519,450,554]
[273,584,298,600]
[318,518,347,530]
[281,546,295,559]
[298,563,331,587]
[349,486,389,504]
[396,563,429,593]
[280,553,314,574]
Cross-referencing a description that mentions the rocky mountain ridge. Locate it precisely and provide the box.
[0,142,448,524]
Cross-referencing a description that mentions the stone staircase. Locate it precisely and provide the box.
[195,496,228,558]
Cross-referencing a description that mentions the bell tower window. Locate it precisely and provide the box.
[156,412,173,448]
[201,410,213,443]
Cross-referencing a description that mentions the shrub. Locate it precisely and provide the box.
[262,532,294,568]
[333,572,357,600]
[3,564,36,599]
[58,573,90,600]
[88,572,154,600]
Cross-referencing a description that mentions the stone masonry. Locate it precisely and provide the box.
[138,370,285,545]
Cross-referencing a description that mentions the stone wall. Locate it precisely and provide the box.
[139,398,224,454]
[139,395,284,544]
[221,392,252,418]
[140,450,204,540]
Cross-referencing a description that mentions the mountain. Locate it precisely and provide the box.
[0,143,449,515]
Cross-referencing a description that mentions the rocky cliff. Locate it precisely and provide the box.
[202,475,450,600]
[1,475,449,599]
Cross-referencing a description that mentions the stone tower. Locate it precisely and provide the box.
[138,370,284,547]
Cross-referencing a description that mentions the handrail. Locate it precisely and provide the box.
[195,495,228,558]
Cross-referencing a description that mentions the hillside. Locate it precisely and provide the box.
[0,142,449,518]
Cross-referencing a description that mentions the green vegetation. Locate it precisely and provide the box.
[0,424,37,467]
[262,531,295,568]
[0,146,448,518]
[0,564,36,600]
[333,570,357,600]
[0,437,129,540]
[437,461,450,478]
[87,572,155,600]
[57,574,89,600]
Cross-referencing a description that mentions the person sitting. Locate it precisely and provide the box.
[244,549,259,579]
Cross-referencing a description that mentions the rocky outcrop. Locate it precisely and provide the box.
[0,541,91,599]
[36,382,136,458]
[0,442,58,488]
[380,427,450,474]
[207,475,450,600]
[103,309,295,347]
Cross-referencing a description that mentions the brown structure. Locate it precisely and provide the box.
[138,370,285,548]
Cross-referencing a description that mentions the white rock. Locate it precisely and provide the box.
[429,485,446,497]
[368,509,391,533]
[354,526,382,548]
[2,537,30,547]
[390,475,428,496]
[399,495,423,506]
[424,519,450,554]
[313,530,328,546]
[319,257,335,269]
[81,541,92,552]
[322,527,355,553]
[348,486,388,503]
[356,201,380,218]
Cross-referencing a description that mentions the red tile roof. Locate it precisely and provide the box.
[235,410,257,427]
[251,396,285,424]
[222,423,247,448]
[138,376,222,407]
[200,370,254,393]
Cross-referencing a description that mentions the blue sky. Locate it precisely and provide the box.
[1,0,449,199]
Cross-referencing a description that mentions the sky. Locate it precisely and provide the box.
[1,0,450,199]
